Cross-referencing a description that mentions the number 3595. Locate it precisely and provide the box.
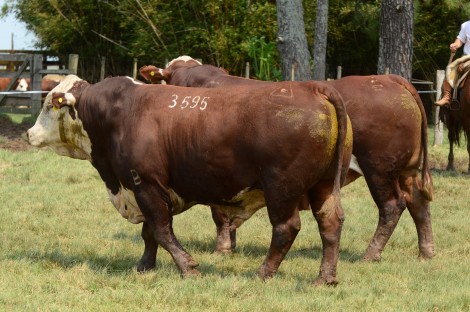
[169,94,209,111]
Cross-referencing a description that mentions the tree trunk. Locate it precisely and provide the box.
[276,0,311,81]
[312,0,328,80]
[377,0,414,81]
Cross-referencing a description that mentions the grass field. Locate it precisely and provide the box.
[0,114,469,311]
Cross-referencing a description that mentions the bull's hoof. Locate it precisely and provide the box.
[215,248,233,255]
[362,252,382,262]
[418,249,435,260]
[137,261,156,273]
[312,276,338,287]
[257,265,277,280]
[181,268,201,278]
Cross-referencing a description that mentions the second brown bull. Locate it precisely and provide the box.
[140,56,434,261]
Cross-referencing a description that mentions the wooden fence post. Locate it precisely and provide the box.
[100,57,106,81]
[133,58,138,79]
[336,66,342,79]
[31,54,43,115]
[433,70,445,146]
[245,62,250,78]
[68,54,79,75]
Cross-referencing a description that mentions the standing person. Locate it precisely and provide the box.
[435,20,470,106]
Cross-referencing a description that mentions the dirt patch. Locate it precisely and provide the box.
[0,115,33,152]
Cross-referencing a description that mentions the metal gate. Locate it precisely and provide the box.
[0,53,74,115]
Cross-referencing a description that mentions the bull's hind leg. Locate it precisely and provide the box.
[308,183,344,286]
[137,222,159,272]
[135,183,199,277]
[210,207,236,253]
[400,173,435,259]
[363,177,406,261]
[258,197,301,280]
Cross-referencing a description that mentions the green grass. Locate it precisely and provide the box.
[1,125,469,311]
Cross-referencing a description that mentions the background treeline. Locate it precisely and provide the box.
[3,0,470,82]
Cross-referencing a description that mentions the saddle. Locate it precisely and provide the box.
[446,55,470,110]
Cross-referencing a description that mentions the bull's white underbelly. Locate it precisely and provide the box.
[349,154,363,175]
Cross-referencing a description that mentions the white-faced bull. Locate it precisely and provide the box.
[27,74,352,285]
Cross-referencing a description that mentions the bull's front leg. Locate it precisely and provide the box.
[135,182,199,277]
[137,222,158,272]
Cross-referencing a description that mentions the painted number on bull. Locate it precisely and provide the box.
[170,94,209,110]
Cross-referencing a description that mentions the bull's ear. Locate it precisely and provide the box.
[51,92,76,110]
[139,65,165,83]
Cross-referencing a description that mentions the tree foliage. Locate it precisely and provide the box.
[3,0,278,81]
[3,0,470,82]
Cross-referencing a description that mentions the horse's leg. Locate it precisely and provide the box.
[467,138,470,174]
[447,130,456,171]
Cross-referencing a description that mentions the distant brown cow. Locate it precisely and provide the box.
[28,74,352,285]
[0,77,19,91]
[140,56,434,261]
[16,78,60,96]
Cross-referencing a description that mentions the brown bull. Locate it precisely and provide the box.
[140,56,434,261]
[27,74,351,285]
[0,77,19,91]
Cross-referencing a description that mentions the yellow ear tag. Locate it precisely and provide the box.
[53,106,58,110]
[58,97,63,103]
[150,71,155,76]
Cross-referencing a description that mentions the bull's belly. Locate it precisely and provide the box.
[108,155,362,225]
[107,185,266,225]
[349,154,363,175]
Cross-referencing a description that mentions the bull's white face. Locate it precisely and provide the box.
[16,78,28,91]
[27,75,92,160]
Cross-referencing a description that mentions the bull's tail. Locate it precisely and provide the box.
[388,75,433,201]
[315,82,350,200]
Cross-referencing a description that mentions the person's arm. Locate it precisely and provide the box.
[450,38,463,52]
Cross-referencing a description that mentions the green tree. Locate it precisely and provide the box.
[304,0,380,77]
[414,0,470,81]
[3,0,280,81]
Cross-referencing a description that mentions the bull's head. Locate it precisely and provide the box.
[139,56,202,84]
[27,74,92,161]
[139,65,165,84]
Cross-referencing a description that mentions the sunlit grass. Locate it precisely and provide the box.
[0,127,469,311]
